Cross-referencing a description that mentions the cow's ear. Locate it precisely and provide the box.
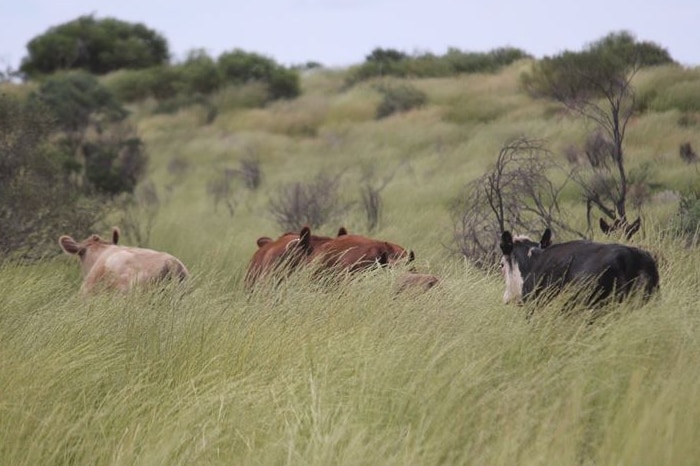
[599,218,611,234]
[500,231,513,255]
[540,229,552,249]
[298,226,311,253]
[59,236,80,255]
[408,250,415,262]
[337,227,348,237]
[112,227,120,245]
[257,237,272,248]
[626,217,641,239]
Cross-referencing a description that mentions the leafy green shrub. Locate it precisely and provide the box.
[179,49,222,95]
[267,67,300,100]
[31,71,127,136]
[346,46,530,86]
[218,49,277,84]
[218,49,301,101]
[83,135,147,196]
[103,69,154,102]
[375,83,427,119]
[29,71,147,196]
[20,14,169,77]
[0,94,103,260]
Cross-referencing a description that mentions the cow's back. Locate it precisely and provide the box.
[524,240,659,304]
[87,246,189,292]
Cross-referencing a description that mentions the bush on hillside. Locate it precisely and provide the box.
[0,94,104,260]
[31,71,127,139]
[29,71,147,196]
[20,14,169,78]
[218,49,301,100]
[522,31,674,102]
[179,49,222,95]
[375,82,427,119]
[346,46,530,86]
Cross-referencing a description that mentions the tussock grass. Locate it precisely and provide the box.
[3,63,700,465]
[2,241,699,465]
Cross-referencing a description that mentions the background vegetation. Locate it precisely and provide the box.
[2,18,700,465]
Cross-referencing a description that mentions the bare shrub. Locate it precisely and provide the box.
[359,161,405,231]
[116,181,160,247]
[268,172,348,231]
[450,137,585,268]
[206,168,239,217]
[237,155,262,190]
[680,142,698,164]
[167,156,190,179]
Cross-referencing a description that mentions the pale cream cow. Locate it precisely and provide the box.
[59,227,189,294]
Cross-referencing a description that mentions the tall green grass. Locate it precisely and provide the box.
[2,62,700,465]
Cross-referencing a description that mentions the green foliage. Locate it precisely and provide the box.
[83,136,147,196]
[179,49,222,95]
[106,49,299,107]
[20,14,169,77]
[267,67,301,100]
[635,67,700,113]
[218,49,301,100]
[675,189,700,240]
[375,82,428,119]
[0,94,103,259]
[346,47,530,85]
[28,71,147,196]
[31,71,127,135]
[522,31,674,101]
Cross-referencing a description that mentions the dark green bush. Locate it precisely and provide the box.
[267,67,300,100]
[31,71,127,135]
[0,94,104,260]
[375,83,428,119]
[346,46,530,86]
[218,49,277,84]
[217,49,300,100]
[28,71,147,196]
[20,14,169,77]
[179,49,221,95]
[83,135,147,196]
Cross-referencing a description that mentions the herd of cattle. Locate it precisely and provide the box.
[58,224,660,310]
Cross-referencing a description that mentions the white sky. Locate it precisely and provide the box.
[2,0,699,70]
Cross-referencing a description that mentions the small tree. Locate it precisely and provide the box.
[521,31,674,237]
[20,14,169,77]
[450,138,585,268]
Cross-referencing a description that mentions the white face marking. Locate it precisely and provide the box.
[501,256,523,304]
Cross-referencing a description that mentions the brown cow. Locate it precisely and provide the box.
[395,272,440,293]
[59,227,189,295]
[311,233,415,273]
[244,226,348,288]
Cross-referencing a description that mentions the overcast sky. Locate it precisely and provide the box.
[2,0,699,70]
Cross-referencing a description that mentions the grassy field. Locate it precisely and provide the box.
[2,60,700,465]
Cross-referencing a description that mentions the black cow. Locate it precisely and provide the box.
[499,229,659,306]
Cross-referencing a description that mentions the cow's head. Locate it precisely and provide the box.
[599,217,641,240]
[59,227,120,276]
[499,229,552,304]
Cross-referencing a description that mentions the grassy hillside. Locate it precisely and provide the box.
[2,60,700,465]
